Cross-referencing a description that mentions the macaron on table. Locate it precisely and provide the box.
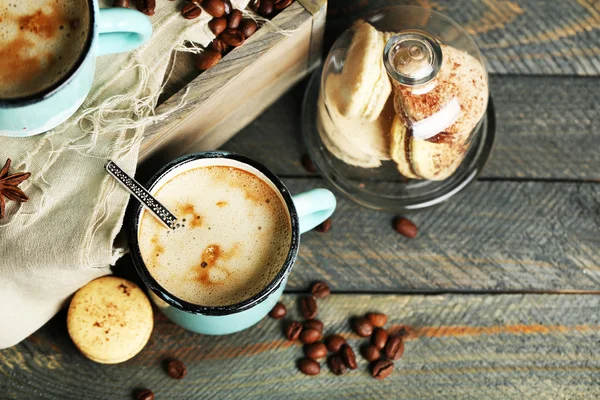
[2,1,600,399]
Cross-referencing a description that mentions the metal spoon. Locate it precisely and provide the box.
[105,160,177,230]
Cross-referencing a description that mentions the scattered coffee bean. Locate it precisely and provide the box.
[166,359,187,380]
[113,0,130,7]
[239,19,258,38]
[366,312,388,328]
[208,17,227,36]
[352,317,374,337]
[249,0,260,11]
[182,2,202,19]
[304,342,327,360]
[325,334,346,353]
[222,0,233,14]
[269,302,286,319]
[195,50,222,71]
[310,281,330,299]
[203,0,226,17]
[393,216,418,238]
[258,0,274,17]
[371,360,393,380]
[361,344,381,362]
[285,321,303,341]
[210,38,229,53]
[315,218,331,233]
[298,358,320,376]
[274,0,293,10]
[328,355,347,375]
[300,328,322,344]
[220,28,245,47]
[136,0,155,16]
[227,9,243,28]
[340,344,357,370]
[303,319,323,332]
[135,389,154,400]
[300,296,317,319]
[384,336,404,361]
[372,328,388,350]
[301,154,318,173]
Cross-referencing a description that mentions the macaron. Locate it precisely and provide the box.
[332,20,392,122]
[390,44,488,180]
[67,276,154,364]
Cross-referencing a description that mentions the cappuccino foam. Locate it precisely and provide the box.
[138,165,292,307]
[0,1,89,98]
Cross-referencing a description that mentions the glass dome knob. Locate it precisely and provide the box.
[384,32,443,86]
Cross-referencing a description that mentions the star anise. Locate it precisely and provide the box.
[0,158,31,219]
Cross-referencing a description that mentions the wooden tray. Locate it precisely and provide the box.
[139,0,326,165]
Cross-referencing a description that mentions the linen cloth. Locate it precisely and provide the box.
[0,0,248,349]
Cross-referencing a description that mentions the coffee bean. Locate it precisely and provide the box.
[285,321,303,341]
[210,38,229,53]
[352,317,374,337]
[371,360,393,380]
[384,336,404,360]
[220,28,245,47]
[258,0,274,17]
[269,302,286,319]
[166,359,187,380]
[300,296,317,319]
[196,50,222,71]
[208,17,227,36]
[113,0,130,7]
[222,0,233,14]
[274,0,293,10]
[310,281,330,299]
[361,344,381,362]
[315,218,331,233]
[301,154,318,173]
[324,334,346,353]
[366,312,388,328]
[303,319,323,332]
[298,358,320,376]
[135,389,154,400]
[182,2,202,19]
[227,9,243,29]
[304,342,327,360]
[203,0,226,17]
[249,0,260,11]
[300,328,321,344]
[372,328,388,350]
[328,355,347,375]
[340,344,357,370]
[393,216,418,238]
[136,0,155,16]
[239,19,258,38]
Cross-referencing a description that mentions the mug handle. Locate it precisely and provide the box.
[292,189,336,234]
[97,8,152,56]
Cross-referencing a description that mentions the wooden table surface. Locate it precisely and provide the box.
[2,0,600,398]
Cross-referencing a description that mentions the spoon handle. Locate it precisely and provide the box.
[105,161,177,230]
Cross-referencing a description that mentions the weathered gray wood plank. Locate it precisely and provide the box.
[221,75,600,181]
[2,294,600,399]
[325,0,600,76]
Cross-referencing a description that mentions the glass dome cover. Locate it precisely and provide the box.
[303,5,495,212]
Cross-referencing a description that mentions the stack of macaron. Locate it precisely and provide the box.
[318,20,488,180]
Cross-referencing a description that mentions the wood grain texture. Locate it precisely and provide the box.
[325,0,600,76]
[2,294,600,399]
[222,75,600,180]
[280,178,600,292]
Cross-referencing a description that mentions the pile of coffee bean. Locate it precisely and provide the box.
[270,282,407,380]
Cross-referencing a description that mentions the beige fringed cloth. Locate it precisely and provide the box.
[0,0,250,349]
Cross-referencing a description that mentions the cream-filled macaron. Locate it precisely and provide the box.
[67,276,154,364]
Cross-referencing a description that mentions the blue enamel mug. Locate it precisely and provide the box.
[129,152,337,335]
[0,2,152,137]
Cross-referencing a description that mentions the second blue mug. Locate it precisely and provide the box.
[129,152,337,335]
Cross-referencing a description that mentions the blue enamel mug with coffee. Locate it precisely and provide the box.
[0,1,152,137]
[129,152,337,335]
